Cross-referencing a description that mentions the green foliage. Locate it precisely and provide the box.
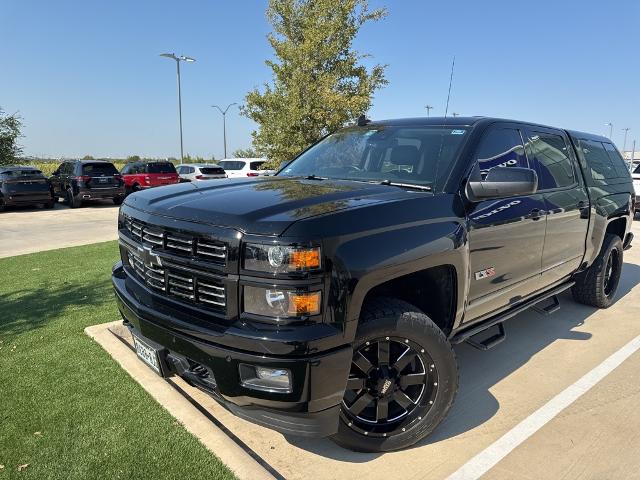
[232,147,258,158]
[126,155,141,163]
[81,155,95,160]
[242,0,387,169]
[0,107,24,165]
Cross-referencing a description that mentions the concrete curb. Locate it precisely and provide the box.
[84,321,275,480]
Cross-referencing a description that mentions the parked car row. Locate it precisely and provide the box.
[1,157,273,211]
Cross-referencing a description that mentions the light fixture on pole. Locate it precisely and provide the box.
[424,105,433,117]
[160,53,196,161]
[622,128,630,154]
[211,103,238,159]
[605,122,613,139]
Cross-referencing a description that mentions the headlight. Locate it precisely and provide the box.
[244,285,321,318]
[244,243,321,273]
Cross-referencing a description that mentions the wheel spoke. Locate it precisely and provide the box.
[393,349,417,373]
[376,397,389,421]
[353,352,374,374]
[349,392,374,415]
[393,390,414,410]
[377,340,390,365]
[346,376,366,391]
[399,373,426,388]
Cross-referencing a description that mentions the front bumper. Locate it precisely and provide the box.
[112,262,352,437]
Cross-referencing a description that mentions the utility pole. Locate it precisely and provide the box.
[424,105,433,117]
[622,128,630,154]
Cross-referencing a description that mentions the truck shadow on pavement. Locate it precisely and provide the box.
[285,262,640,462]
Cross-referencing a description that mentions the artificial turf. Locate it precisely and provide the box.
[0,241,235,479]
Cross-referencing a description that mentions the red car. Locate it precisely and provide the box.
[120,161,179,193]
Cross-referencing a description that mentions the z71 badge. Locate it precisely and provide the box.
[474,267,496,280]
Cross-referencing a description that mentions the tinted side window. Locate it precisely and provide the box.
[474,128,528,178]
[528,132,574,189]
[603,143,631,178]
[580,140,629,183]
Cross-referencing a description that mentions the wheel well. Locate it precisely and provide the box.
[605,217,626,241]
[362,265,457,335]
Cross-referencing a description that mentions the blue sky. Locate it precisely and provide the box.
[2,0,639,159]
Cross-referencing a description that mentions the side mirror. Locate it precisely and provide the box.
[466,166,538,201]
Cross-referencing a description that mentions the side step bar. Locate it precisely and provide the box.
[465,323,506,351]
[451,281,575,348]
[532,295,560,316]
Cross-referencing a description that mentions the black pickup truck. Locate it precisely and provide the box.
[112,117,634,452]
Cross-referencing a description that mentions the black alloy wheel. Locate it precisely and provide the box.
[342,336,438,438]
[603,248,619,296]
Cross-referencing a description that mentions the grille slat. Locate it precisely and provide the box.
[123,215,228,311]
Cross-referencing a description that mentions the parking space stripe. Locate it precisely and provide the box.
[447,334,640,480]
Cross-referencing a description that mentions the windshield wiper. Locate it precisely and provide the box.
[379,179,432,191]
[304,174,327,180]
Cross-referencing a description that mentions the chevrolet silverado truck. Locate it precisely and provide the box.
[112,117,634,452]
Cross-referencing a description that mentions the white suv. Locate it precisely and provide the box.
[217,158,272,178]
[176,163,227,182]
[632,163,640,214]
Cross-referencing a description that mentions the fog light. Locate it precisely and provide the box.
[239,364,292,393]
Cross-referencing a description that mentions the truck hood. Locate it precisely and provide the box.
[124,176,415,235]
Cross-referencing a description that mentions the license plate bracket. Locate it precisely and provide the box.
[132,333,165,376]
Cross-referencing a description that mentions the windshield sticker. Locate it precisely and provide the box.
[451,129,465,135]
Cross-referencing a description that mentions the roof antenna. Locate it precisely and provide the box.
[443,56,456,120]
[433,56,456,191]
[357,114,370,127]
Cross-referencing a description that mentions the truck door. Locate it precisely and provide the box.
[523,127,589,285]
[465,126,547,321]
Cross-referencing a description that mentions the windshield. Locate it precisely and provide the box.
[278,126,468,191]
[218,160,246,171]
[146,162,176,174]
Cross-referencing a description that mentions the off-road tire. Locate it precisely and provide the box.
[572,233,623,308]
[331,297,458,452]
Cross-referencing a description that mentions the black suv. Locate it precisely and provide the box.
[50,160,125,208]
[0,166,54,211]
[112,117,634,452]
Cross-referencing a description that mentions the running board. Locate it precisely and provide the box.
[465,323,506,351]
[450,281,575,346]
[532,295,561,316]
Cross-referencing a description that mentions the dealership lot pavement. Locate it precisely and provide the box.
[0,202,119,258]
[89,222,640,479]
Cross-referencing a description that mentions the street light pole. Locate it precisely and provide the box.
[424,105,433,117]
[212,103,238,159]
[160,53,196,161]
[622,128,630,154]
[605,122,613,139]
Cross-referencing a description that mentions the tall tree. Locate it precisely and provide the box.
[0,108,24,165]
[242,0,387,168]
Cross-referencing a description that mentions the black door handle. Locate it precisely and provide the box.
[527,208,545,220]
[578,200,589,219]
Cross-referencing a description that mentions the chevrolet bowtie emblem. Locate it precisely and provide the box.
[138,246,162,267]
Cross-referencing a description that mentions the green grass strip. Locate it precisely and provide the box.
[0,241,235,479]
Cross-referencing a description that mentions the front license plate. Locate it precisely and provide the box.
[133,335,161,375]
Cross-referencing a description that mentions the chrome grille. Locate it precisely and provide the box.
[122,214,227,265]
[126,249,226,311]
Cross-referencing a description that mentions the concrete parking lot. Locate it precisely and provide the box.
[0,201,119,258]
[87,221,640,480]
